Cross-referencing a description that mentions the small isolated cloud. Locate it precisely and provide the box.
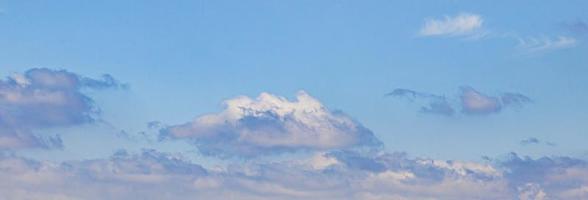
[419,13,484,37]
[519,137,555,146]
[501,92,533,107]
[0,68,124,150]
[161,91,382,158]
[386,89,454,116]
[517,36,577,53]
[387,86,532,116]
[520,137,540,145]
[565,20,588,36]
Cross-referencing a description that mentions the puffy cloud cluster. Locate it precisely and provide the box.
[1,68,580,199]
[161,91,382,157]
[388,86,532,116]
[1,150,587,200]
[0,68,124,149]
[419,13,484,37]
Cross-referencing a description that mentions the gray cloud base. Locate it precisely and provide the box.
[0,68,124,149]
[161,91,383,158]
[388,86,532,116]
[1,150,587,199]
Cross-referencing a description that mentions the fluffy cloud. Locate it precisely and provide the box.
[419,13,483,37]
[0,68,124,149]
[2,150,587,200]
[499,153,588,199]
[388,86,532,116]
[161,91,382,157]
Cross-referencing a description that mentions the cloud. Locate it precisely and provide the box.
[565,20,588,36]
[0,68,124,149]
[460,87,533,115]
[387,86,532,116]
[501,92,533,107]
[2,150,587,199]
[386,89,455,116]
[417,14,580,54]
[498,153,588,199]
[161,91,383,158]
[517,36,577,53]
[519,137,556,147]
[459,86,502,114]
[419,13,484,37]
[520,137,540,145]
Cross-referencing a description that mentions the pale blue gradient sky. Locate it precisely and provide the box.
[1,0,587,162]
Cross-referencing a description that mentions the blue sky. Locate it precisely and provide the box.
[1,1,588,199]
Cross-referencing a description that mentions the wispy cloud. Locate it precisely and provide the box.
[517,36,577,53]
[520,137,540,145]
[519,137,556,146]
[564,20,588,36]
[387,86,532,116]
[419,13,484,37]
[418,13,582,54]
[386,89,455,116]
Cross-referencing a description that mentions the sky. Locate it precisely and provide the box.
[1,1,588,199]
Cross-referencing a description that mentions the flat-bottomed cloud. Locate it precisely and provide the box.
[161,91,383,157]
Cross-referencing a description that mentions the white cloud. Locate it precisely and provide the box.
[517,36,577,53]
[419,13,483,37]
[161,91,382,157]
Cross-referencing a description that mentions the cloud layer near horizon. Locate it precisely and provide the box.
[0,68,124,149]
[161,91,382,157]
[1,149,587,200]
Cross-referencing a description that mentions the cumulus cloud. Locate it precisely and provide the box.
[387,86,532,116]
[2,150,587,200]
[419,13,484,37]
[517,36,577,53]
[0,68,124,149]
[498,153,588,199]
[161,91,382,157]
